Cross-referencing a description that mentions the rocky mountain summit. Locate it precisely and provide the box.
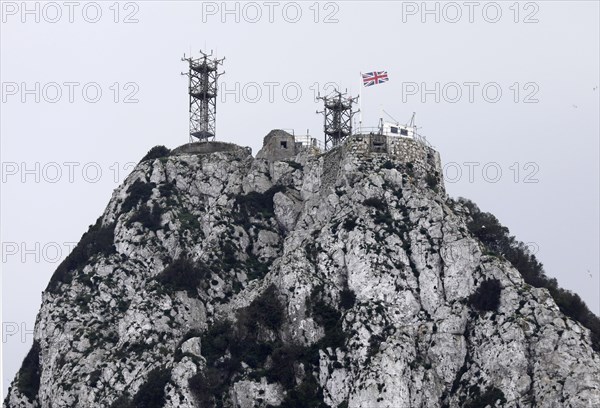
[5,131,599,408]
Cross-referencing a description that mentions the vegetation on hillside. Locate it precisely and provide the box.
[458,198,600,351]
[109,368,171,408]
[156,256,212,296]
[139,145,171,163]
[469,279,502,313]
[187,284,356,407]
[16,341,41,401]
[188,285,289,406]
[46,218,116,293]
[235,185,286,219]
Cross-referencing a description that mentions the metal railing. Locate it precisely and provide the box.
[352,126,381,135]
[295,134,325,152]
[414,133,433,148]
[282,127,433,153]
[351,126,433,148]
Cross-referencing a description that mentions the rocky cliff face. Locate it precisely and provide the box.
[4,135,599,408]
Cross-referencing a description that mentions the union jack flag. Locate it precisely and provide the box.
[362,71,389,87]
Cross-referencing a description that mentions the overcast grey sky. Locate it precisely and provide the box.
[1,0,599,397]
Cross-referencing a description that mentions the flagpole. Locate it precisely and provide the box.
[359,72,363,134]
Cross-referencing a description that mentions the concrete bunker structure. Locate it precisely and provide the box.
[256,129,321,161]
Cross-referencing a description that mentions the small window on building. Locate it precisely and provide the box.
[280,141,288,149]
[390,126,398,134]
[400,128,408,136]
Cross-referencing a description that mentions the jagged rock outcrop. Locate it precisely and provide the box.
[4,134,599,408]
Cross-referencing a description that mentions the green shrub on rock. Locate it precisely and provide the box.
[122,180,156,214]
[16,341,41,401]
[140,145,171,163]
[156,256,211,296]
[132,368,171,408]
[469,279,502,313]
[464,386,506,408]
[46,218,116,293]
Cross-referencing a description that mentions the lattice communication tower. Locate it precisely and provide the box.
[181,50,225,142]
[316,90,359,149]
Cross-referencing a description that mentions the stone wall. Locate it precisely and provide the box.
[340,134,445,193]
[341,134,442,174]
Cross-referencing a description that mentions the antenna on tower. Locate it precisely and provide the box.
[382,109,399,125]
[408,112,416,127]
[181,49,225,143]
[316,89,359,150]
